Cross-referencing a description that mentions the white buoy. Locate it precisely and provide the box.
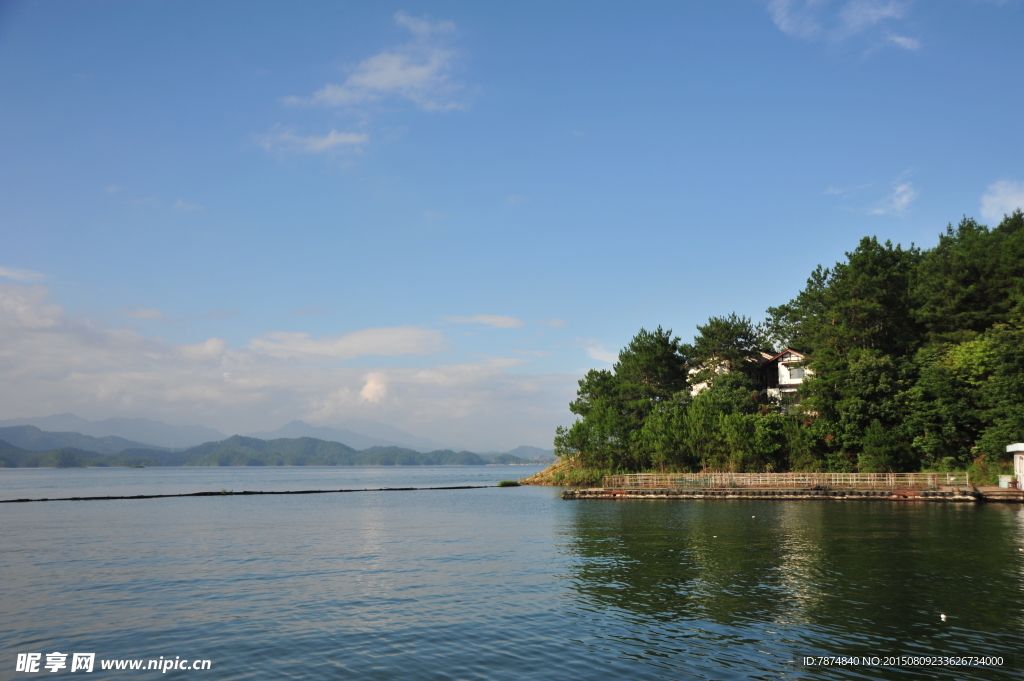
[940,614,947,621]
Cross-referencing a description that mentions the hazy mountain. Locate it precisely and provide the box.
[479,445,555,462]
[504,445,555,461]
[336,419,444,451]
[0,414,226,448]
[118,436,486,467]
[0,413,92,432]
[247,420,443,452]
[0,425,166,455]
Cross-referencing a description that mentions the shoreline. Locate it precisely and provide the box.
[563,485,1024,503]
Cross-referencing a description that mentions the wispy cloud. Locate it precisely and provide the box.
[249,326,446,360]
[886,33,920,50]
[174,199,203,212]
[768,0,823,39]
[0,267,45,283]
[768,0,920,49]
[870,181,917,215]
[541,318,567,328]
[504,194,529,206]
[823,182,872,198]
[258,128,368,154]
[284,12,466,112]
[579,339,618,364]
[981,180,1024,222]
[393,10,455,38]
[838,0,906,34]
[445,315,525,329]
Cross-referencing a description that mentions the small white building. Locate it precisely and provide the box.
[1009,443,1024,489]
[759,348,813,402]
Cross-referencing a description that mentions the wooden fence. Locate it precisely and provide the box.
[602,472,970,490]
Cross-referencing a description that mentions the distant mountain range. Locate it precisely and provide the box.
[0,435,512,468]
[0,414,225,448]
[0,438,161,469]
[0,414,555,465]
[0,411,552,458]
[0,425,166,455]
[246,420,444,452]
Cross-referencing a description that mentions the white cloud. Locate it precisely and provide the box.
[285,13,466,112]
[579,339,618,364]
[838,0,906,34]
[445,315,525,329]
[768,0,823,39]
[393,11,455,38]
[0,284,576,450]
[870,181,917,215]
[767,0,920,49]
[248,326,446,360]
[0,267,45,283]
[541,318,567,328]
[359,373,387,403]
[504,194,529,205]
[174,199,203,212]
[177,338,228,363]
[886,33,920,50]
[259,128,368,153]
[980,180,1024,223]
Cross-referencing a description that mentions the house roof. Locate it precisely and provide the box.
[763,348,806,363]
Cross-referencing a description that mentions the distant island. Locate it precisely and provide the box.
[0,426,554,468]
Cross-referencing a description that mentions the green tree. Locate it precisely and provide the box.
[557,327,690,471]
[911,212,1024,343]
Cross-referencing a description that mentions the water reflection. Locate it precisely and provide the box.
[560,499,1024,679]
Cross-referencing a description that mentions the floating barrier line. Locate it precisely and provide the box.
[0,485,495,504]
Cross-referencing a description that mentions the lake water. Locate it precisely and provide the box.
[2,466,1023,680]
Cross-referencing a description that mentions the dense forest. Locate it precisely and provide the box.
[554,212,1024,482]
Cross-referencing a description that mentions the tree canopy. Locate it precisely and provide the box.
[556,211,1024,480]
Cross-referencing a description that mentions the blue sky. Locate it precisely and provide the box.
[1,0,1022,449]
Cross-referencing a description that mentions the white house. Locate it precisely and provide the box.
[1009,443,1024,490]
[688,348,812,404]
[758,348,813,404]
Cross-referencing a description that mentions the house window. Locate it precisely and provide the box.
[788,365,805,379]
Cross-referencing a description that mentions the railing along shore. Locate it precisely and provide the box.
[602,472,969,490]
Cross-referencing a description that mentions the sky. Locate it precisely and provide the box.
[1,0,1022,450]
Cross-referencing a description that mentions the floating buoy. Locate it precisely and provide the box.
[940,614,947,622]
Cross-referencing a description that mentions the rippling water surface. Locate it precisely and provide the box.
[2,467,1023,680]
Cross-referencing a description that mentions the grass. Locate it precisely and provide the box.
[518,459,614,487]
[497,480,521,487]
